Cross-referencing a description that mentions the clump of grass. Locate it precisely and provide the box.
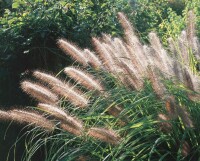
[1,11,200,160]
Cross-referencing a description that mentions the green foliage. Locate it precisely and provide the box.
[0,0,131,61]
[131,0,200,44]
[131,0,171,41]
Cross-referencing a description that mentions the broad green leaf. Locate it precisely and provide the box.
[12,2,20,9]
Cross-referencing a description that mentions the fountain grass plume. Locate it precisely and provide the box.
[186,10,196,47]
[33,70,84,96]
[88,127,121,144]
[182,68,195,91]
[0,110,11,120]
[21,81,58,105]
[148,32,163,54]
[64,67,104,92]
[176,106,194,128]
[113,38,132,61]
[38,103,83,131]
[60,123,83,136]
[117,12,140,45]
[102,34,113,46]
[52,83,88,108]
[84,49,103,69]
[33,70,64,86]
[9,109,55,131]
[117,12,148,74]
[172,60,185,83]
[181,141,191,157]
[147,67,166,98]
[57,38,88,66]
[143,45,155,66]
[192,36,200,61]
[102,43,118,60]
[119,61,143,90]
[168,37,179,58]
[125,44,145,76]
[92,37,115,71]
[149,32,173,75]
[178,31,190,66]
[37,103,69,121]
[158,113,172,133]
[165,96,178,119]
[117,12,133,35]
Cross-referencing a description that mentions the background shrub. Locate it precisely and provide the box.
[132,0,200,44]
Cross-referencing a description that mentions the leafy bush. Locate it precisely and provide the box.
[131,0,200,44]
[1,11,200,160]
[0,0,132,67]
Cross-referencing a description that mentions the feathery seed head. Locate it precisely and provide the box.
[38,103,83,130]
[33,71,64,86]
[120,60,144,90]
[60,123,83,136]
[0,110,11,120]
[182,68,194,91]
[21,81,58,104]
[64,67,104,92]
[92,37,115,71]
[186,10,196,45]
[172,61,184,83]
[149,32,162,52]
[37,103,69,121]
[147,67,166,98]
[102,34,113,45]
[84,49,103,69]
[9,109,55,131]
[52,83,88,108]
[117,12,135,37]
[181,141,191,157]
[113,38,131,60]
[158,113,172,132]
[177,106,194,128]
[57,39,88,66]
[165,96,177,119]
[88,127,121,144]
